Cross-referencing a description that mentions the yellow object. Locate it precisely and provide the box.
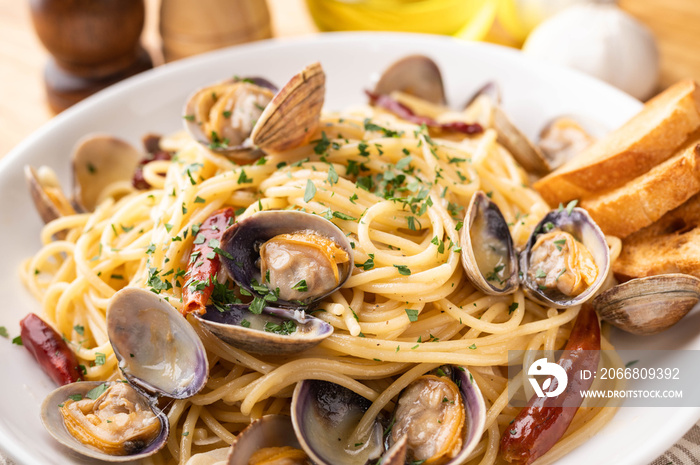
[306,0,498,40]
[497,0,590,45]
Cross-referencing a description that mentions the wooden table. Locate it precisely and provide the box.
[1,0,699,157]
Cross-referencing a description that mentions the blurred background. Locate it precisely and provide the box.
[1,0,699,156]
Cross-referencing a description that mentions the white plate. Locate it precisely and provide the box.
[0,32,695,465]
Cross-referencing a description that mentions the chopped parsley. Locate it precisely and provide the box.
[12,336,22,346]
[333,211,357,221]
[264,320,297,335]
[237,169,253,184]
[304,179,316,203]
[405,309,419,322]
[208,131,229,150]
[86,383,108,400]
[292,280,308,292]
[394,264,411,276]
[240,319,251,328]
[0,327,7,338]
[363,119,402,138]
[508,302,519,315]
[357,254,375,270]
[313,132,331,154]
[327,164,339,185]
[485,264,505,283]
[395,156,412,171]
[95,352,106,366]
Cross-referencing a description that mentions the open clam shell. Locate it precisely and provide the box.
[24,165,75,228]
[227,415,309,465]
[251,62,326,152]
[520,207,610,308]
[107,287,209,398]
[194,304,333,355]
[465,82,550,176]
[373,54,446,105]
[537,115,597,170]
[40,288,209,462]
[592,274,700,335]
[72,135,142,212]
[291,380,389,465]
[183,78,277,162]
[41,381,170,462]
[460,191,519,296]
[220,210,354,307]
[291,366,485,465]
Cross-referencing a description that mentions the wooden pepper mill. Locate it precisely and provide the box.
[29,0,153,113]
[160,0,272,62]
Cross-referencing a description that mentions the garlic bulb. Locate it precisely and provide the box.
[498,0,592,43]
[522,3,659,100]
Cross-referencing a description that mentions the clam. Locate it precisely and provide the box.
[72,135,142,212]
[460,191,519,296]
[537,116,596,170]
[220,210,353,307]
[520,206,610,308]
[194,303,333,355]
[184,63,325,161]
[25,165,76,226]
[461,191,610,308]
[227,415,311,465]
[291,365,485,465]
[592,273,700,335]
[374,55,447,105]
[25,135,142,228]
[465,83,550,176]
[183,78,276,162]
[251,63,325,152]
[40,288,208,461]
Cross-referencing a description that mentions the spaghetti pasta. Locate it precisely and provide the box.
[21,102,621,465]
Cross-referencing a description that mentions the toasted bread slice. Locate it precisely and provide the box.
[534,80,700,206]
[613,192,700,279]
[579,143,700,238]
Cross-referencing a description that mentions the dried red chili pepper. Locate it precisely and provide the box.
[366,90,483,135]
[182,207,235,315]
[500,304,601,464]
[20,313,81,386]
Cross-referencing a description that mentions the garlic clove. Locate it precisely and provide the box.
[522,3,659,101]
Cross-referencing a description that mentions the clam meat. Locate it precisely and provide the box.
[260,231,350,302]
[390,375,465,465]
[221,210,353,307]
[537,116,595,170]
[291,365,485,465]
[184,63,326,161]
[40,288,208,461]
[58,382,163,456]
[227,415,311,465]
[526,230,598,298]
[185,79,276,154]
[461,191,610,308]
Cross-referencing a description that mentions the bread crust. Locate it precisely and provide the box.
[534,80,700,206]
[613,192,700,279]
[580,143,700,238]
